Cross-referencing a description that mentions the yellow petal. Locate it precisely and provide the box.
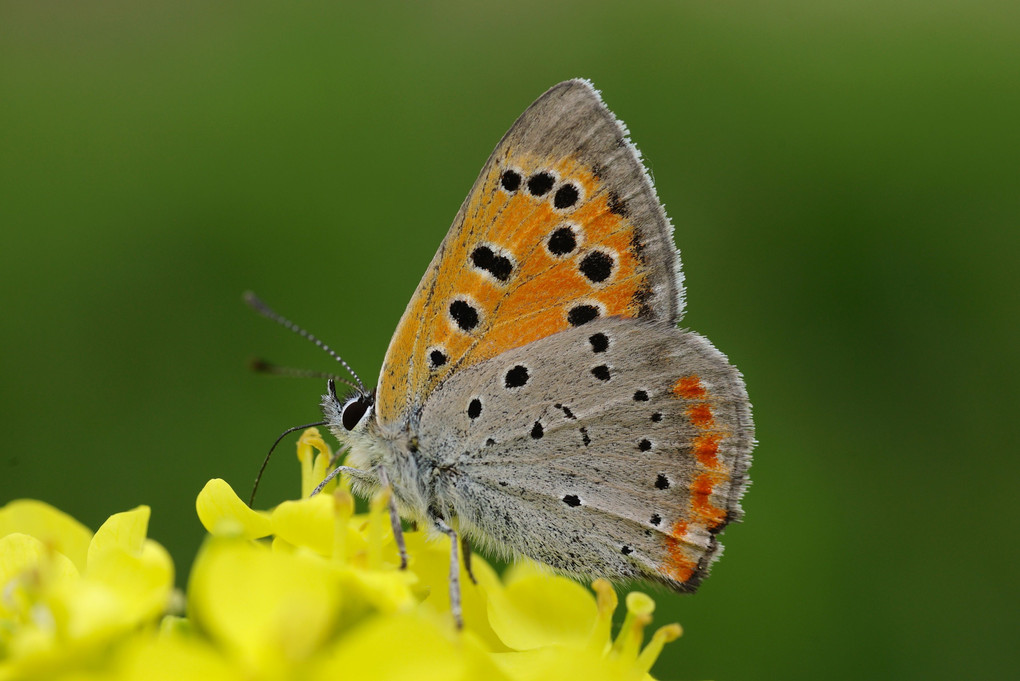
[492,645,622,681]
[115,631,241,681]
[195,479,272,539]
[312,611,472,681]
[459,628,512,681]
[0,532,79,619]
[0,530,167,681]
[85,539,175,625]
[400,532,504,650]
[51,578,128,645]
[187,536,340,673]
[339,567,418,616]
[87,506,150,566]
[0,499,92,572]
[270,494,335,557]
[501,560,551,585]
[485,561,597,651]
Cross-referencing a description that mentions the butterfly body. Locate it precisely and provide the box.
[320,79,753,611]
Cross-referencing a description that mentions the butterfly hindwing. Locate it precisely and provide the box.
[376,80,683,429]
[417,317,753,590]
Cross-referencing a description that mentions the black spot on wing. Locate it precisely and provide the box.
[530,421,544,439]
[548,226,577,256]
[449,299,479,332]
[553,183,579,209]
[527,172,555,196]
[579,251,614,283]
[568,305,599,326]
[504,365,529,388]
[588,332,609,353]
[470,246,513,282]
[500,169,521,192]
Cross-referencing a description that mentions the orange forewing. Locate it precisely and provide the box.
[377,151,653,426]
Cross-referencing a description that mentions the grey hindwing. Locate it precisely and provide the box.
[417,316,753,589]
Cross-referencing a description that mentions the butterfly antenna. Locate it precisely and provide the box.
[249,357,361,391]
[243,291,366,392]
[249,420,329,507]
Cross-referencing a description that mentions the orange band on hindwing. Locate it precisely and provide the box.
[693,432,722,468]
[659,374,735,583]
[672,375,707,400]
[662,520,697,582]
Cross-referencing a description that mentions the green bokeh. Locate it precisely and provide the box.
[2,2,1017,679]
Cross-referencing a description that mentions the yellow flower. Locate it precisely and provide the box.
[0,500,174,681]
[1,428,683,680]
[182,428,681,680]
[482,564,681,681]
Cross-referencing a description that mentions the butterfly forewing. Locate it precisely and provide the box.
[376,80,684,428]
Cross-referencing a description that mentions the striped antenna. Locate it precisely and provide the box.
[244,291,365,392]
[248,357,361,392]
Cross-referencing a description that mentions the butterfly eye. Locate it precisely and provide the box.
[341,396,371,431]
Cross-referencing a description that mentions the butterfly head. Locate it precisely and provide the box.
[323,378,375,437]
[322,378,421,506]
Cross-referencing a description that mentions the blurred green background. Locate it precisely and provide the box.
[2,1,1017,679]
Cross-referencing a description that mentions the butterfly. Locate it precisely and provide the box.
[254,79,753,627]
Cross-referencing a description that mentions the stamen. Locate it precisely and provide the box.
[589,579,618,651]
[636,623,683,674]
[297,428,335,498]
[611,591,655,661]
[331,488,355,563]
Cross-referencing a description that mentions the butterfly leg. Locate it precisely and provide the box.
[311,464,374,496]
[433,516,464,629]
[461,536,478,585]
[377,467,408,570]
